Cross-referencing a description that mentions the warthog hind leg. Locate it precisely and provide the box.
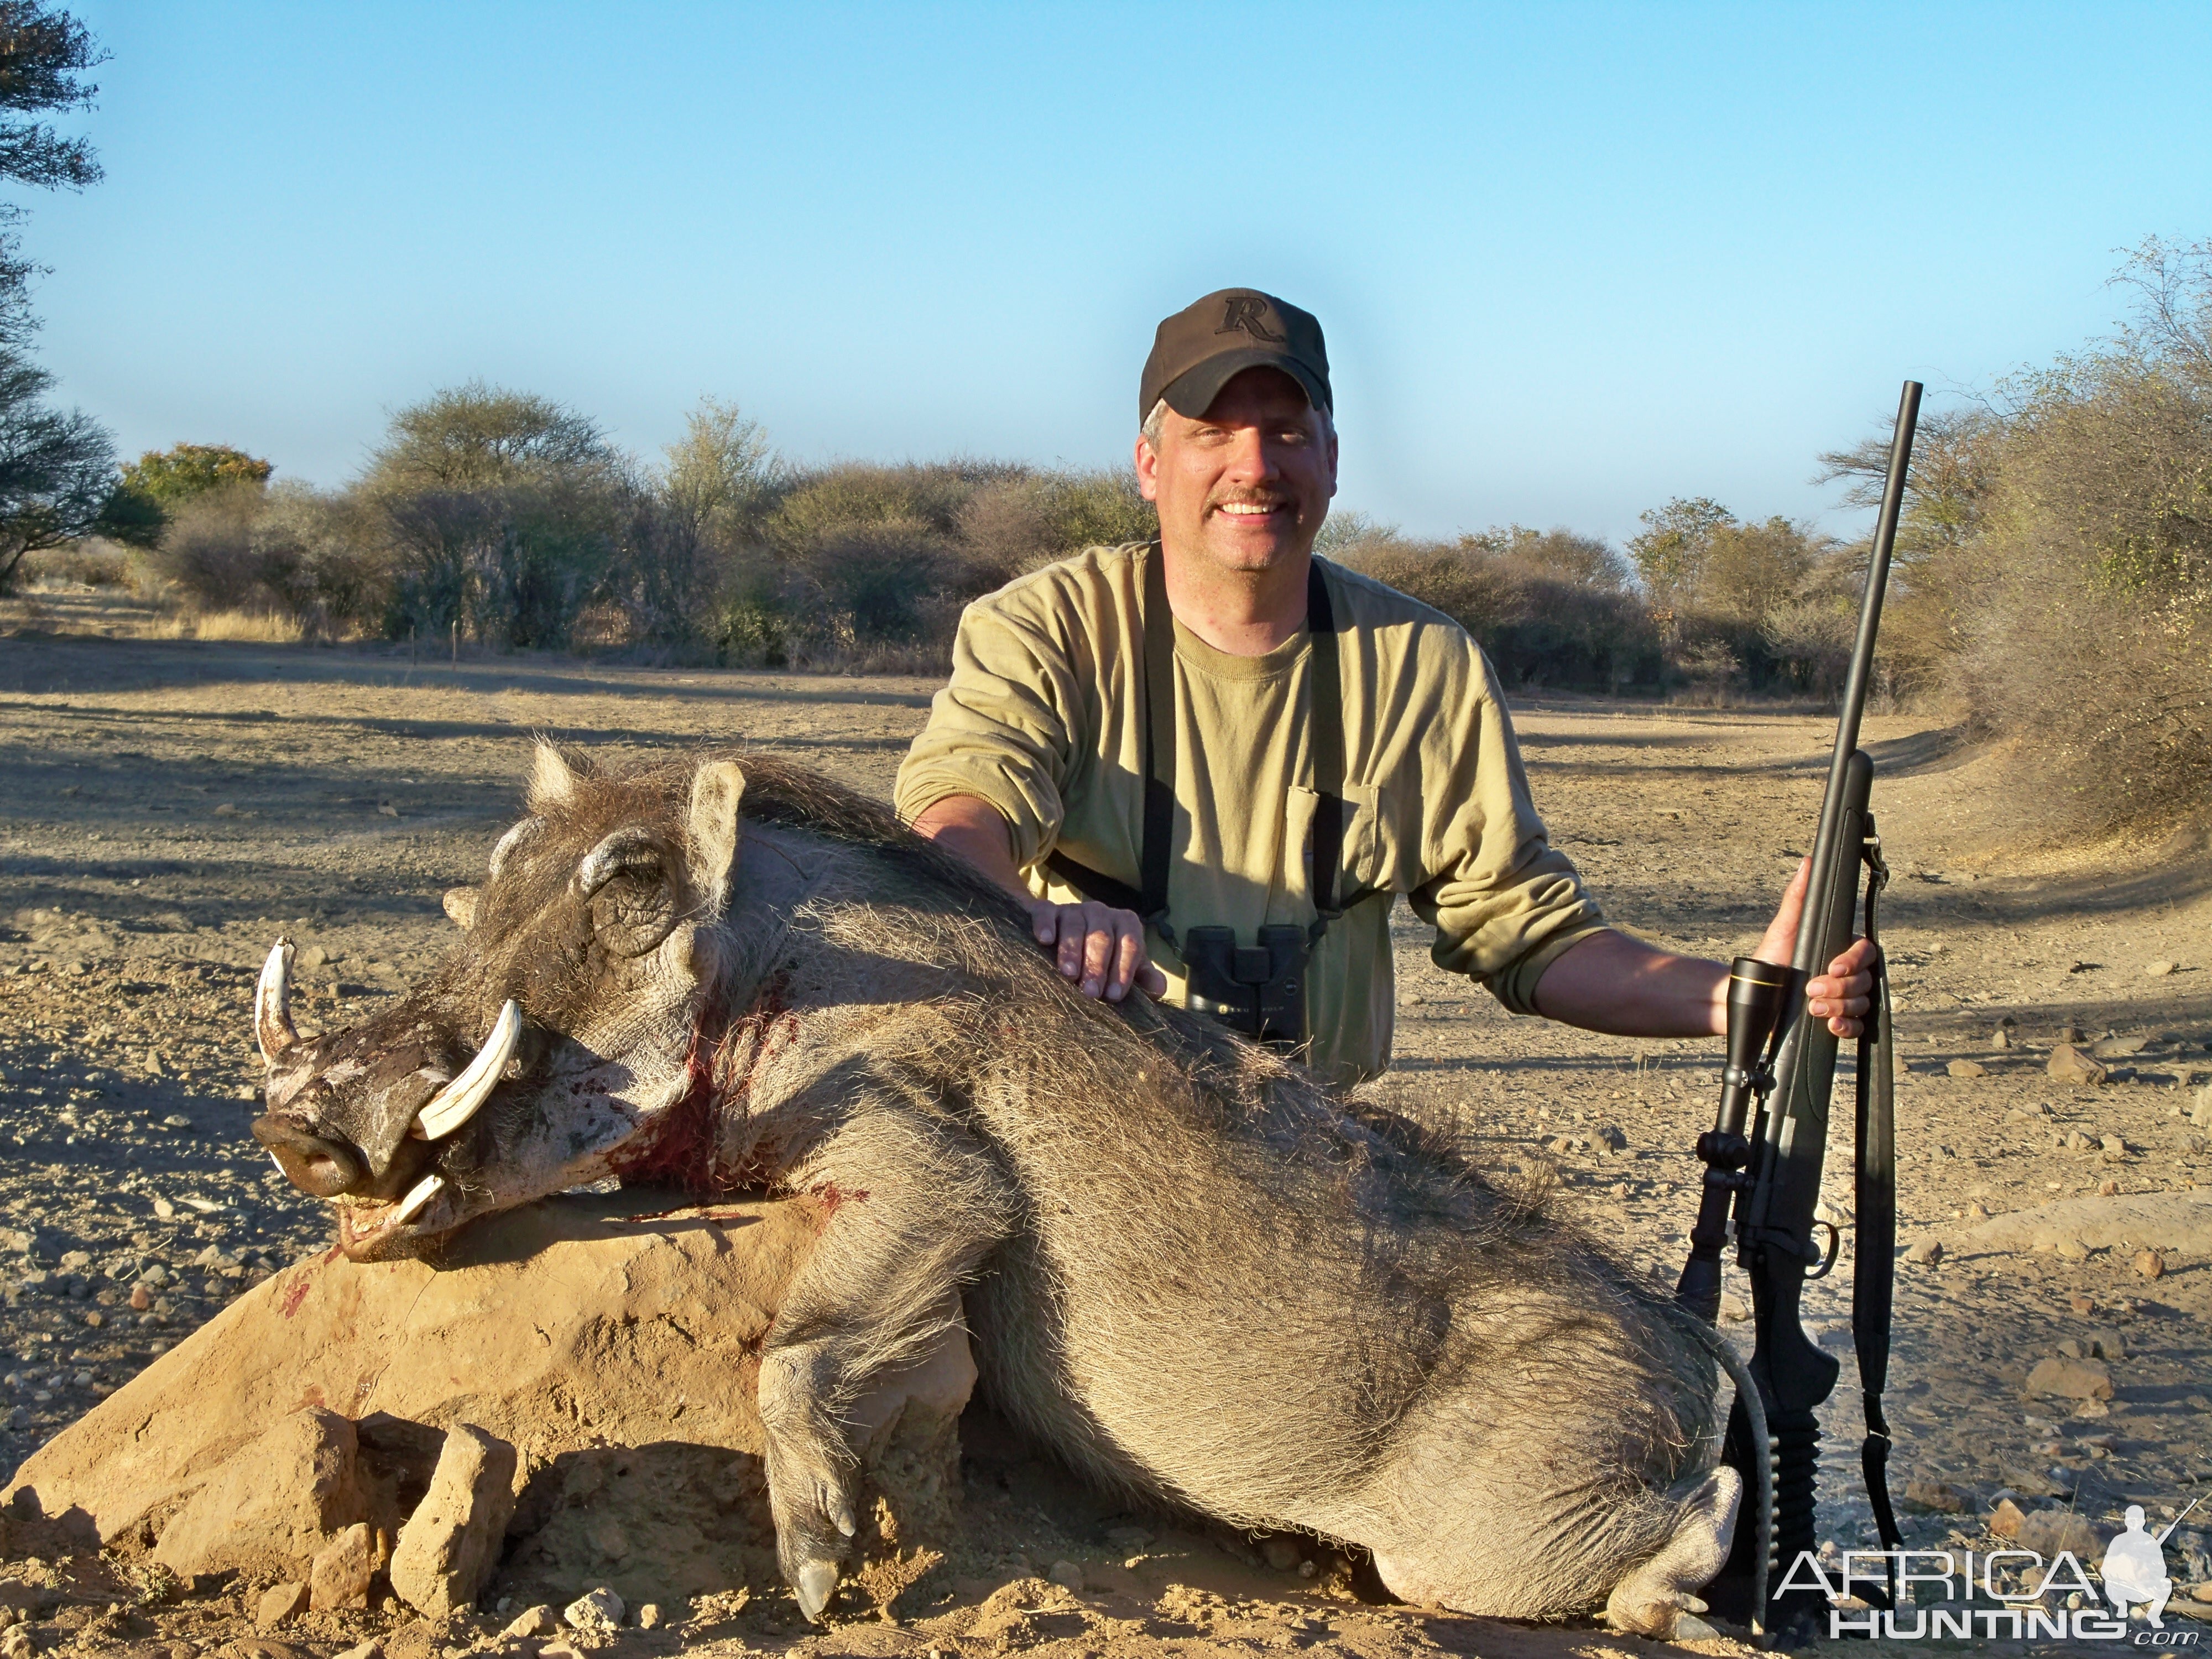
[1603,1466,1741,1638]
[755,1102,1014,1620]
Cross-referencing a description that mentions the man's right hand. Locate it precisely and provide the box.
[1025,896,1168,1003]
[909,794,1167,1004]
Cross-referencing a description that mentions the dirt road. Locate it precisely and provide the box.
[1,631,2208,1656]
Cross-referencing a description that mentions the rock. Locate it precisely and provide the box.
[565,1586,624,1637]
[2048,1045,2109,1087]
[502,1605,559,1639]
[1,1631,31,1659]
[2145,961,2176,978]
[1718,1290,1749,1323]
[1947,1190,2212,1257]
[2000,1462,2073,1499]
[2097,1179,2121,1197]
[1993,1025,2014,1050]
[2017,1509,2105,1562]
[1047,1559,1084,1591]
[1966,1202,1991,1222]
[1906,1238,1944,1267]
[149,1406,370,1579]
[383,1620,436,1659]
[1261,1536,1302,1571]
[389,1424,518,1619]
[1904,1480,1970,1514]
[1990,1497,2027,1538]
[585,1516,630,1560]
[256,1580,309,1629]
[2026,1356,2114,1401]
[1595,1125,1627,1151]
[2135,1249,2167,1279]
[333,1642,382,1659]
[3,1191,973,1615]
[637,1603,664,1630]
[310,1520,377,1612]
[1947,1058,1988,1079]
[2100,1135,2128,1161]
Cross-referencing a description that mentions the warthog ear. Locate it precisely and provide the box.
[528,742,581,812]
[442,886,480,931]
[686,760,747,915]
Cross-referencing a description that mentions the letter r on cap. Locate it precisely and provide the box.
[1217,297,1285,342]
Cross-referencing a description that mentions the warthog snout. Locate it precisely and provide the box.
[251,1116,366,1198]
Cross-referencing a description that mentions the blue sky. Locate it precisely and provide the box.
[26,3,2212,543]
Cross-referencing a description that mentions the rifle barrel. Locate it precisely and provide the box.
[1796,380,1922,975]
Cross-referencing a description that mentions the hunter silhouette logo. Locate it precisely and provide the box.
[2104,1503,2193,1628]
[1215,295,1285,342]
[1788,1495,2202,1644]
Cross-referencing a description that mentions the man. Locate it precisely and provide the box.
[895,288,1872,1082]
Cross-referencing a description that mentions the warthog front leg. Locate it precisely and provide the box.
[758,1104,1014,1620]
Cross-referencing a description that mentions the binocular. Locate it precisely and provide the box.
[1181,924,1310,1046]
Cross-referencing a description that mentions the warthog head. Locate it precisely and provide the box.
[252,745,753,1261]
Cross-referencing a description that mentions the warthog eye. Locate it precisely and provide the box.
[577,828,680,957]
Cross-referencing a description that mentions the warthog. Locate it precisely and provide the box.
[251,744,1766,1632]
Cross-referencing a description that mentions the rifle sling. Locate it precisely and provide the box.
[1853,820,1902,1606]
[1046,549,1355,946]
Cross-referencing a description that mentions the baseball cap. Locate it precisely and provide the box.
[1139,288,1332,426]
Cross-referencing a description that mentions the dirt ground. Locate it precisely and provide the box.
[1,617,2209,1658]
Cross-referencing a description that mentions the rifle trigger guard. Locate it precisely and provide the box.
[1806,1220,1842,1280]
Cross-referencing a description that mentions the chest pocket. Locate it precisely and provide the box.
[1290,782,1398,911]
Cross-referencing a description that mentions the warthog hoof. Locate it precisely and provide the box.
[794,1559,840,1622]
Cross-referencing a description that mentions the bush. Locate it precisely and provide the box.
[18,540,127,586]
[1333,524,1665,692]
[1955,353,2211,833]
[143,481,276,611]
[1812,237,2212,836]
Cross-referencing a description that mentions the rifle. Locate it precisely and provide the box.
[1676,380,1922,1641]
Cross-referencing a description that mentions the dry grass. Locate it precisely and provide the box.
[151,609,307,643]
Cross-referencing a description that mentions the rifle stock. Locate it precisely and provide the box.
[1691,382,1921,1641]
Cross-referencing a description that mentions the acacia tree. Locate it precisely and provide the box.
[0,3,119,589]
[0,0,104,342]
[0,347,111,586]
[120,442,273,504]
[367,384,632,648]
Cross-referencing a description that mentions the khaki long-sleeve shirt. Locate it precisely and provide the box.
[894,545,1605,1081]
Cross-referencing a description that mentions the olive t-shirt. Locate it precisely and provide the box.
[893,545,1606,1081]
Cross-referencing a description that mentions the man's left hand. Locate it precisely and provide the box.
[1758,858,1879,1038]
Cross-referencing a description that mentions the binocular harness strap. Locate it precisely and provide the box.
[1046,546,1356,951]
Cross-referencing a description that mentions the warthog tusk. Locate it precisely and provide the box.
[255,940,300,1065]
[393,1173,445,1225]
[411,1000,522,1140]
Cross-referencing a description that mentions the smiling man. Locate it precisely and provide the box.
[894,287,1872,1082]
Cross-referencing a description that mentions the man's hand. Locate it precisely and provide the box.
[910,794,1167,1003]
[1025,896,1168,1003]
[1757,857,1879,1039]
